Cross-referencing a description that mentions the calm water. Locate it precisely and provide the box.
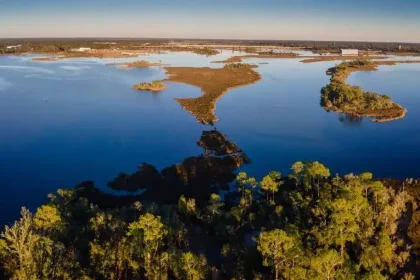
[1,52,420,224]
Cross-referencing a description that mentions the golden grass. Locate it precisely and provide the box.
[164,64,261,124]
[118,60,161,70]
[132,80,166,92]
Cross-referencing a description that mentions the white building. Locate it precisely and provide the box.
[341,49,359,56]
[6,45,21,49]
[70,47,92,52]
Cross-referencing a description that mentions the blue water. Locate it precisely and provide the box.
[1,53,420,225]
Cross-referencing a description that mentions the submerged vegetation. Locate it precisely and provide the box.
[132,80,166,92]
[321,60,407,122]
[1,159,419,279]
[164,65,261,124]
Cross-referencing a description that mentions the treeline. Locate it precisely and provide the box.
[2,39,420,55]
[1,161,419,279]
[0,39,168,55]
[223,40,420,53]
[0,41,113,54]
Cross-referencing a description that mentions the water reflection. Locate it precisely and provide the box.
[338,114,363,126]
[108,129,249,205]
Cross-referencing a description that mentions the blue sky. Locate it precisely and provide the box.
[1,0,419,42]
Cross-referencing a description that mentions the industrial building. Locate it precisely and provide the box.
[70,47,92,52]
[341,49,359,56]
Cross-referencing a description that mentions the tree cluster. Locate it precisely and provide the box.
[0,162,418,279]
[321,60,398,113]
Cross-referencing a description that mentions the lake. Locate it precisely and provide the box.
[1,51,420,225]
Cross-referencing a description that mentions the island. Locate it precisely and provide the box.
[107,60,162,70]
[193,47,220,56]
[132,80,166,92]
[321,59,407,122]
[164,63,261,124]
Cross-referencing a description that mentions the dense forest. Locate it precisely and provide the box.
[1,160,419,279]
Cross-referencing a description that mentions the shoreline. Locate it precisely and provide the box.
[326,105,407,123]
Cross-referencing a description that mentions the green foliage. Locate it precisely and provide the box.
[321,60,398,114]
[257,229,297,280]
[0,161,416,279]
[260,171,283,203]
[310,249,344,280]
[178,252,208,280]
[0,208,83,279]
[34,205,63,234]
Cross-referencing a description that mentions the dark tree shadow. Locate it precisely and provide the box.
[107,129,250,205]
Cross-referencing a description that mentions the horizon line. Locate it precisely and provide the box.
[1,36,419,45]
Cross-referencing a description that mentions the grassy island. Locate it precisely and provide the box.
[321,60,407,122]
[164,63,261,124]
[132,80,166,92]
[118,60,161,70]
[193,47,220,56]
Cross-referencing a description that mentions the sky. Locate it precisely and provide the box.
[1,0,420,42]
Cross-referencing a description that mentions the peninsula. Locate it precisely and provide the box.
[164,63,261,124]
[321,60,407,122]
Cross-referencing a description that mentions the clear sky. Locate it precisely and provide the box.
[1,0,420,42]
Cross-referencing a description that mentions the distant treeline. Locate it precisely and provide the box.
[1,38,420,54]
